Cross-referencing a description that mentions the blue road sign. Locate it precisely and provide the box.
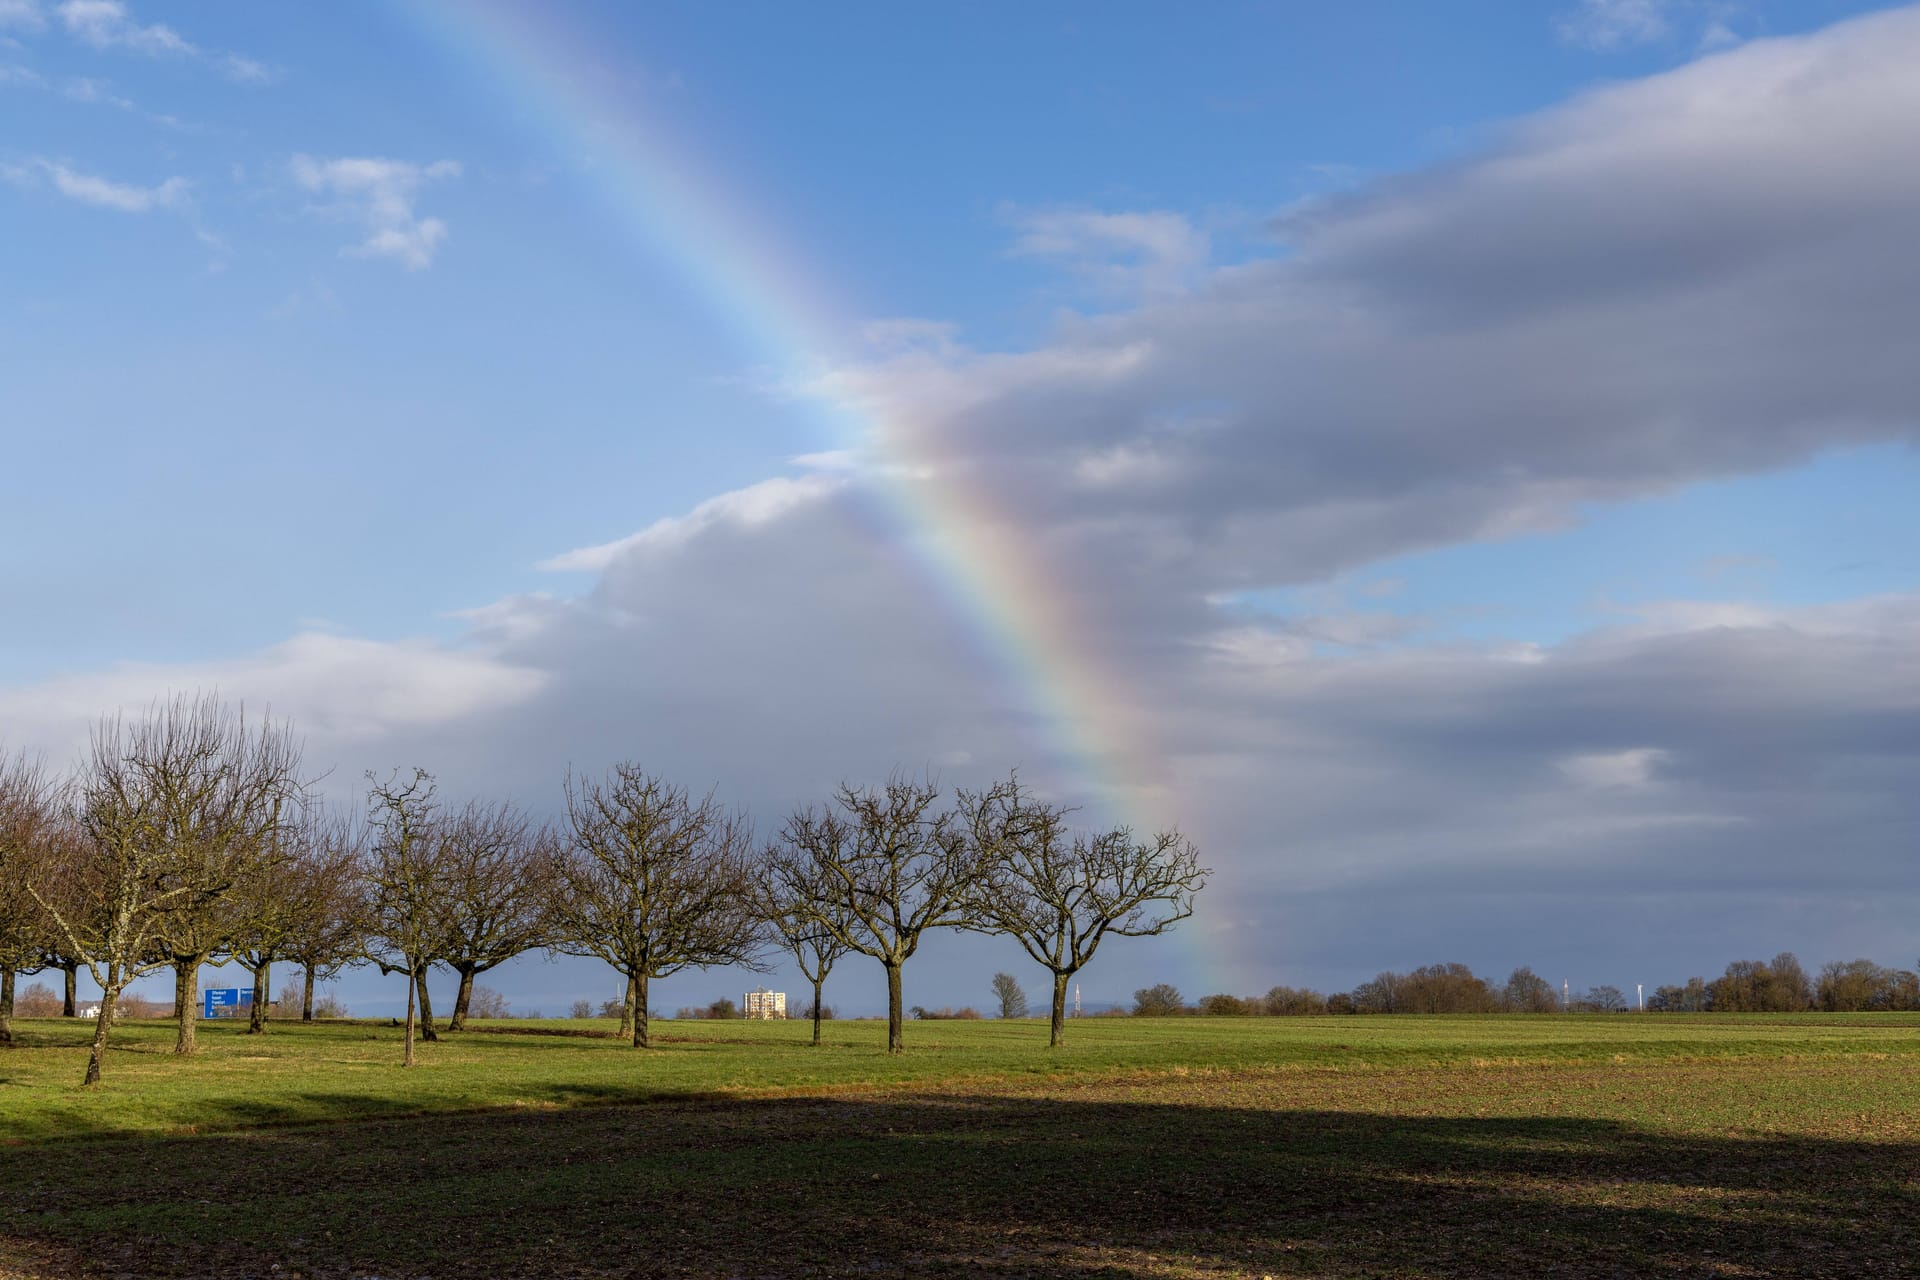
[202,988,252,1018]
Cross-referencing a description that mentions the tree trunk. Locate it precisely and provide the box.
[173,959,198,1055]
[811,976,824,1047]
[0,967,14,1045]
[84,967,119,1085]
[415,968,438,1042]
[247,959,270,1033]
[1050,970,1071,1048]
[62,962,77,1017]
[449,967,475,1031]
[632,972,651,1048]
[302,967,316,1021]
[403,965,416,1068]
[617,973,635,1041]
[886,961,904,1054]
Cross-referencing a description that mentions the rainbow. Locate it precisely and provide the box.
[405,3,1180,836]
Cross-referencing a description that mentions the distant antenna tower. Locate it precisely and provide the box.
[1563,979,1570,1012]
[1074,983,1081,1018]
[1637,983,1644,1013]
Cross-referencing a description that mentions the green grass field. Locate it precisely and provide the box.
[5,1013,1920,1277]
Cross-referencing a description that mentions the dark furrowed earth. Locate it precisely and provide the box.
[7,1024,1920,1279]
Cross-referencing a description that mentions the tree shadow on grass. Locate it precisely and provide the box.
[3,1087,1913,1278]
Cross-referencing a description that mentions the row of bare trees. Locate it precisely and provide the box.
[0,696,1208,1082]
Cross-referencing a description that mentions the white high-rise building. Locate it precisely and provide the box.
[744,988,786,1019]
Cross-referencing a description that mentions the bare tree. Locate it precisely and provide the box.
[15,819,85,1021]
[551,764,764,1049]
[33,819,165,1085]
[123,695,307,1055]
[991,972,1028,1020]
[0,752,56,1046]
[432,801,556,1031]
[614,974,637,1041]
[362,769,446,1066]
[964,776,1207,1047]
[756,852,853,1047]
[1503,966,1559,1013]
[230,800,351,1033]
[767,774,981,1054]
[30,708,253,1085]
[1132,983,1186,1016]
[39,937,83,1017]
[283,811,366,1020]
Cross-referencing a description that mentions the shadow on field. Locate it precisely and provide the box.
[2,1088,1911,1278]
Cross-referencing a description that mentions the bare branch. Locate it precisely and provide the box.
[550,763,764,1049]
[962,773,1208,1046]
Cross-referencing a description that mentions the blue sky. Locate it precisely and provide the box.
[5,0,1920,1015]
[3,0,1905,674]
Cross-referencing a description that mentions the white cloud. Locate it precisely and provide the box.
[0,0,44,31]
[2,157,186,211]
[859,317,961,357]
[54,0,270,83]
[221,53,270,85]
[291,155,460,269]
[0,632,549,771]
[52,163,182,210]
[789,449,861,472]
[1556,0,1750,54]
[58,0,188,54]
[1072,441,1180,491]
[1006,206,1209,297]
[1698,20,1742,52]
[537,475,842,571]
[1558,746,1670,788]
[1558,0,1670,49]
[0,61,184,123]
[60,74,131,109]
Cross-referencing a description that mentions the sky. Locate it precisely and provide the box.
[4,0,1919,1018]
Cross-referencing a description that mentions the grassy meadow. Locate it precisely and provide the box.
[5,1013,1920,1277]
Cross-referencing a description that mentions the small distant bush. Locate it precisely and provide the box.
[991,973,1028,1019]
[1263,986,1329,1016]
[796,1000,834,1021]
[674,999,742,1020]
[1197,993,1254,1017]
[312,991,349,1019]
[469,986,511,1019]
[598,998,626,1019]
[1132,984,1186,1017]
[15,981,59,1017]
[908,1006,982,1020]
[1348,963,1498,1014]
[570,1000,594,1019]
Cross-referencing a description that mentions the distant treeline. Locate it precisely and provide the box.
[1138,954,1920,1016]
